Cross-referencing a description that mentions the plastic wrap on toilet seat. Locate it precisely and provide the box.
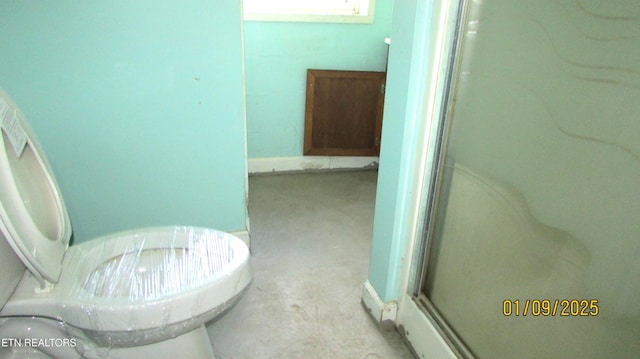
[66,226,240,303]
[79,227,234,302]
[52,225,252,340]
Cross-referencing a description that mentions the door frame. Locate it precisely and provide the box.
[394,0,466,357]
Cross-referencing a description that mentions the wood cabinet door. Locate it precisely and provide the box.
[304,69,386,156]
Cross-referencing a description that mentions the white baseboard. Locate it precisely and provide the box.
[361,280,398,328]
[248,156,379,175]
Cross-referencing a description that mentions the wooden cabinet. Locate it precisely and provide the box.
[304,69,386,156]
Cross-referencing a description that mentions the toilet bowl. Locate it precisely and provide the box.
[0,89,252,358]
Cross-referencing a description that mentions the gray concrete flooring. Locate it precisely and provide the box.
[207,170,415,359]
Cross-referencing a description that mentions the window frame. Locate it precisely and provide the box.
[243,0,375,24]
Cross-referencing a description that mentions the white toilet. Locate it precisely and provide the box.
[0,89,252,359]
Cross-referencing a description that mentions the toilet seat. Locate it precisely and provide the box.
[2,225,251,345]
[0,89,71,286]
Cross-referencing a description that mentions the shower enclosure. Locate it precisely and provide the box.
[405,0,640,357]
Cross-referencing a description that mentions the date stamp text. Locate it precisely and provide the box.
[502,299,599,317]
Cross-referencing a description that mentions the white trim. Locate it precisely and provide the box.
[244,0,375,24]
[230,230,251,250]
[248,156,378,175]
[396,294,457,359]
[361,280,397,327]
[244,13,374,24]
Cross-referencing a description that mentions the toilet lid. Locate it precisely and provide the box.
[0,89,71,285]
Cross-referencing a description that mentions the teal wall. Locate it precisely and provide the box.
[244,0,393,158]
[368,0,434,302]
[0,1,248,243]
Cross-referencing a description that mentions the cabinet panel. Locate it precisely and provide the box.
[304,69,385,156]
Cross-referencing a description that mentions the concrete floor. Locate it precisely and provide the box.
[207,170,415,359]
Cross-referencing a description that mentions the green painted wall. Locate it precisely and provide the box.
[0,1,248,243]
[369,0,434,302]
[244,0,393,158]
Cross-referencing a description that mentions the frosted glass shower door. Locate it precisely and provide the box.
[417,0,640,358]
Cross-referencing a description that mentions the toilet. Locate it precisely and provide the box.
[0,89,252,358]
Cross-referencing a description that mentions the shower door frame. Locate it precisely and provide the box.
[393,0,470,357]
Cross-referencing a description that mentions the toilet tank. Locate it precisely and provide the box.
[0,232,26,310]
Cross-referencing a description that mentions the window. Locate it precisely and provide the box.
[243,0,375,24]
